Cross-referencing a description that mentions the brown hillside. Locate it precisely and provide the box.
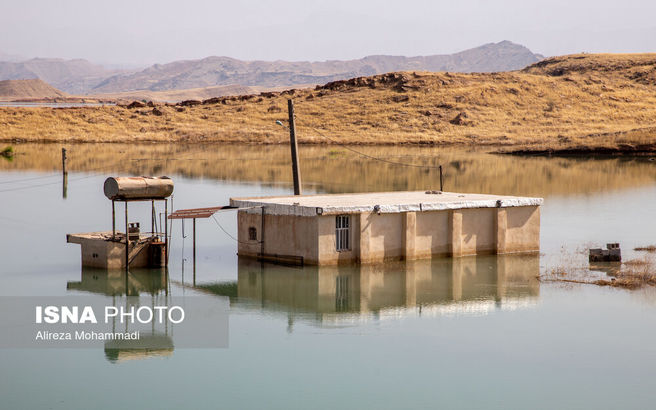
[0,78,70,101]
[91,84,314,103]
[1,53,656,152]
[523,53,656,84]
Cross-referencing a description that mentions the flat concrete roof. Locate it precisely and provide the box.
[230,191,543,217]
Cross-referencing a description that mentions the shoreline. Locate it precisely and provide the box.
[496,145,656,156]
[3,138,656,157]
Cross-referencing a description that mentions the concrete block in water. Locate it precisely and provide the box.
[589,243,621,262]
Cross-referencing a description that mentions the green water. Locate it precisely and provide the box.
[1,144,655,410]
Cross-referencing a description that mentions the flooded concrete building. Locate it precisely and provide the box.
[231,191,542,266]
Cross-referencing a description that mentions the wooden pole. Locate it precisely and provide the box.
[164,199,168,266]
[61,148,68,199]
[124,202,129,273]
[112,200,116,240]
[439,165,444,192]
[151,200,155,235]
[287,99,302,195]
[192,217,196,283]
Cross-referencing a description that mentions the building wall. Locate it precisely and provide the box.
[415,211,450,258]
[237,211,319,264]
[318,214,360,265]
[503,206,541,253]
[237,205,540,266]
[459,208,497,255]
[361,213,404,263]
[68,236,151,269]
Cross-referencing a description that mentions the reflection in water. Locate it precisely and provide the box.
[67,268,174,363]
[197,254,539,328]
[104,335,174,364]
[2,143,656,197]
[66,267,168,296]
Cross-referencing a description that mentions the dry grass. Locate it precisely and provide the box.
[91,84,311,103]
[0,53,655,150]
[595,256,656,289]
[635,245,656,253]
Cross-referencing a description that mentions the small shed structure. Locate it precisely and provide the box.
[230,191,542,265]
[67,176,173,270]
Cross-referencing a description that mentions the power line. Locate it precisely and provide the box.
[0,172,61,185]
[211,214,261,245]
[0,162,123,186]
[0,166,117,193]
[0,147,203,186]
[310,127,443,169]
[281,123,443,170]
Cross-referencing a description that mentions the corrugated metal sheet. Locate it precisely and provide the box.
[168,206,235,220]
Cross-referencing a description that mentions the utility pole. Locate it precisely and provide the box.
[61,147,68,199]
[439,165,444,191]
[287,99,302,195]
[125,202,129,273]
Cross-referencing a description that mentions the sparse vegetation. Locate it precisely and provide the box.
[594,256,656,289]
[542,249,656,290]
[194,282,238,298]
[0,53,655,152]
[0,145,13,159]
[327,149,345,157]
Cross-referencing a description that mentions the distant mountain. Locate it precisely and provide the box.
[0,41,543,96]
[0,79,69,101]
[92,41,542,94]
[0,58,124,94]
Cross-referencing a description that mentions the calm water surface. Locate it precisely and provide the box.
[0,144,655,410]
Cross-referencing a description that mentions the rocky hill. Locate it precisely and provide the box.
[91,41,542,93]
[6,53,653,153]
[0,78,70,101]
[522,53,656,86]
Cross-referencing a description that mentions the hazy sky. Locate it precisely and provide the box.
[1,0,655,66]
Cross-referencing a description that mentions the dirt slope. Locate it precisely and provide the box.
[0,78,70,101]
[91,84,314,103]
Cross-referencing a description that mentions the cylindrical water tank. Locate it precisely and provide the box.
[103,177,174,200]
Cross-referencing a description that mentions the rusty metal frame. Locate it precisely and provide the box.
[110,197,169,272]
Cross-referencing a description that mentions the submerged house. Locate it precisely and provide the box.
[231,191,542,266]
